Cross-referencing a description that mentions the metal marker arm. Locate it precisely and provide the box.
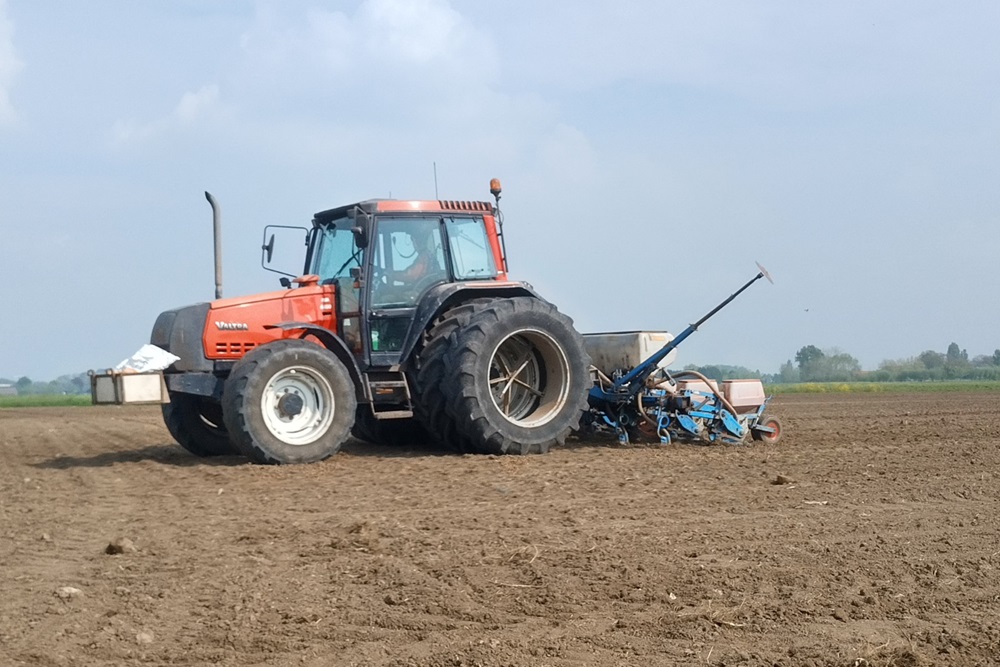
[611,270,768,392]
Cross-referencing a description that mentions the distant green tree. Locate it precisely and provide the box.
[878,356,922,373]
[795,345,824,369]
[15,376,32,393]
[790,346,860,382]
[693,365,724,381]
[827,351,861,377]
[795,345,827,380]
[994,349,1000,366]
[919,350,945,369]
[946,342,969,365]
[777,360,800,383]
[682,364,762,381]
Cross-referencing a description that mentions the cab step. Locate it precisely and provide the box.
[371,410,414,420]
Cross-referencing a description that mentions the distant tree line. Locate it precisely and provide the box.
[771,342,1000,383]
[868,342,1000,382]
[0,374,90,396]
[680,348,865,384]
[678,364,765,382]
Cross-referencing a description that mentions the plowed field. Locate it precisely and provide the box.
[2,392,999,666]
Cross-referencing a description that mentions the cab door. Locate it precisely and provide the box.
[366,216,449,367]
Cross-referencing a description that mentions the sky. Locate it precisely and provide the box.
[1,0,998,381]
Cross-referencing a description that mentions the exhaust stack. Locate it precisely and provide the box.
[205,191,223,299]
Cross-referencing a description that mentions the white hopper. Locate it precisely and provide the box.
[582,331,677,377]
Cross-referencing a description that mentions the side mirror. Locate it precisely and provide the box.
[279,277,291,288]
[351,226,368,249]
[261,224,309,278]
[349,209,371,249]
[262,234,275,263]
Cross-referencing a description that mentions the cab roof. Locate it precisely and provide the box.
[313,199,493,224]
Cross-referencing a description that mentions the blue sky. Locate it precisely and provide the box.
[1,1,998,380]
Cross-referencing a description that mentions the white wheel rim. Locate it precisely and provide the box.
[259,365,335,445]
[487,328,571,428]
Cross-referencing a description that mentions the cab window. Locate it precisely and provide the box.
[310,223,362,283]
[370,217,447,308]
[445,216,497,280]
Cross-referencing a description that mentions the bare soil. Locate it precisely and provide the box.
[2,392,999,666]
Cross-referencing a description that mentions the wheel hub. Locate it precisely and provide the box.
[487,328,570,427]
[276,392,304,418]
[259,365,336,446]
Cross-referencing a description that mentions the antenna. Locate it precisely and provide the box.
[433,162,439,199]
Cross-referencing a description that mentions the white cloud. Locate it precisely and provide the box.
[239,0,497,97]
[111,84,227,147]
[489,1,1000,110]
[104,1,517,173]
[357,0,473,66]
[0,0,23,125]
[99,0,535,183]
[175,84,221,123]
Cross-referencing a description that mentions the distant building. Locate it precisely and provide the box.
[0,384,17,396]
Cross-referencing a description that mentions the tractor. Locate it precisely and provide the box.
[149,180,593,463]
[95,179,782,463]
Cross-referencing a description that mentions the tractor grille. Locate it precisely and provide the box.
[150,302,213,372]
[214,341,257,357]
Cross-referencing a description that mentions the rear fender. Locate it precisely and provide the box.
[266,322,366,402]
[397,281,539,365]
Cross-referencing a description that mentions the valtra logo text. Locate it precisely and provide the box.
[215,321,249,331]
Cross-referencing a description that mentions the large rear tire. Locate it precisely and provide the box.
[162,392,237,457]
[441,297,591,455]
[413,298,498,452]
[222,340,356,464]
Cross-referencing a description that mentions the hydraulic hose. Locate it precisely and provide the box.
[666,370,740,417]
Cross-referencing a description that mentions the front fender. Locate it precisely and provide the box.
[265,322,366,401]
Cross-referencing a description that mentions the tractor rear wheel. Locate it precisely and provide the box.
[162,392,237,457]
[222,340,356,464]
[752,415,783,444]
[441,297,590,455]
[413,298,498,452]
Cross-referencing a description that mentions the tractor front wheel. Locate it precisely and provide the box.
[441,297,591,455]
[162,392,237,457]
[222,340,356,464]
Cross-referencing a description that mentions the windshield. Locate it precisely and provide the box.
[309,221,362,284]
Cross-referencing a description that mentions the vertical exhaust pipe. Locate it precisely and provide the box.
[205,191,223,299]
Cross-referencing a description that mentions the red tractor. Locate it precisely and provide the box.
[153,180,592,463]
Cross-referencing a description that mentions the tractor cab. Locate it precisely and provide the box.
[272,199,509,370]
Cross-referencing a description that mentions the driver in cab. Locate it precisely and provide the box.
[374,227,448,307]
[397,228,444,281]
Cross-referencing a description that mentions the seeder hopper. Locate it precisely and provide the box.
[583,263,782,446]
